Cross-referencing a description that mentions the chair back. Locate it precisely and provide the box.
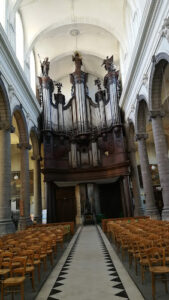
[146,247,165,268]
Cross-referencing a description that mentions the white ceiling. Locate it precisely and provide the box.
[14,0,144,81]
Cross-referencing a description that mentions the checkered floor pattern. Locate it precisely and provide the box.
[47,226,129,300]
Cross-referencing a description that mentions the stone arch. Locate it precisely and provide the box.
[12,105,29,144]
[0,77,11,129]
[135,95,149,134]
[149,53,169,110]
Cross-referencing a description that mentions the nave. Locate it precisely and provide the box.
[36,226,143,300]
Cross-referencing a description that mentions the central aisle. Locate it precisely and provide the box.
[36,226,144,300]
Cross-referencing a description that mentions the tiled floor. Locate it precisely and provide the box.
[36,226,143,300]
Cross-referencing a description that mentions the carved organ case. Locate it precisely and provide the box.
[40,53,129,182]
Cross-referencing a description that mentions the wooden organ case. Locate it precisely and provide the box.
[39,54,130,222]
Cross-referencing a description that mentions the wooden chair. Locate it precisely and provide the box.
[21,250,35,290]
[30,246,41,281]
[38,242,48,271]
[0,254,11,284]
[146,247,169,300]
[55,229,64,249]
[138,240,152,284]
[1,256,27,300]
[41,237,54,266]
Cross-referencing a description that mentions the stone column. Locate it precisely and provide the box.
[75,185,82,225]
[17,142,32,229]
[94,184,101,214]
[32,155,42,223]
[0,127,15,234]
[41,175,47,210]
[150,110,169,220]
[136,133,160,219]
[120,180,128,217]
[129,144,144,216]
[123,176,133,217]
[87,183,95,212]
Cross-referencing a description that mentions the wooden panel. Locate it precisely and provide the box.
[99,182,123,219]
[55,187,76,222]
[43,161,129,182]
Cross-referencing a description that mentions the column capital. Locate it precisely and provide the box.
[17,143,32,150]
[135,133,148,141]
[149,110,165,119]
[0,122,13,132]
[31,155,42,161]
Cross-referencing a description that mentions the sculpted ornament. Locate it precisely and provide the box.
[161,17,169,43]
[142,73,148,90]
[40,57,50,77]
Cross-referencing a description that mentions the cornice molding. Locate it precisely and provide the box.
[0,24,41,115]
[119,0,163,109]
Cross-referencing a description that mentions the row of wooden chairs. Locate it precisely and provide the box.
[0,225,67,299]
[107,218,169,300]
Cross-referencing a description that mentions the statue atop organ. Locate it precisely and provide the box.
[39,53,129,182]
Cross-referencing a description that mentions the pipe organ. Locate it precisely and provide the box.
[39,53,129,182]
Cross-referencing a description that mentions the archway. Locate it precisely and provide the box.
[29,127,42,223]
[11,106,31,229]
[149,53,169,220]
[135,97,159,218]
[0,78,15,234]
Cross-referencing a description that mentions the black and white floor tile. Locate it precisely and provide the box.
[97,227,129,299]
[36,225,143,300]
[47,226,129,300]
[47,229,81,300]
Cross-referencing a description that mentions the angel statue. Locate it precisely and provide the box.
[41,57,50,77]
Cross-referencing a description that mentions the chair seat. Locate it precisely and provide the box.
[150,266,169,273]
[47,249,52,254]
[140,258,149,265]
[34,259,40,265]
[0,269,10,275]
[12,262,21,267]
[3,276,25,285]
[26,266,34,272]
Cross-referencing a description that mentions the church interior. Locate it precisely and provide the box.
[1,0,169,299]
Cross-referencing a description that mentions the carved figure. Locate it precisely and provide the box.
[95,78,102,91]
[70,52,88,85]
[102,55,115,72]
[41,57,50,76]
[72,52,83,73]
[55,82,62,94]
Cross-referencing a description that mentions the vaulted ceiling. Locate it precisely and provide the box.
[12,0,146,81]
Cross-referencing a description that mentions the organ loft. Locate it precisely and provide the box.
[39,53,131,223]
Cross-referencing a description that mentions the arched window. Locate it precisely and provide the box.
[0,0,6,29]
[30,51,36,94]
[16,11,24,68]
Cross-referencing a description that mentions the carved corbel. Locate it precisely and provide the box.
[142,74,148,89]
